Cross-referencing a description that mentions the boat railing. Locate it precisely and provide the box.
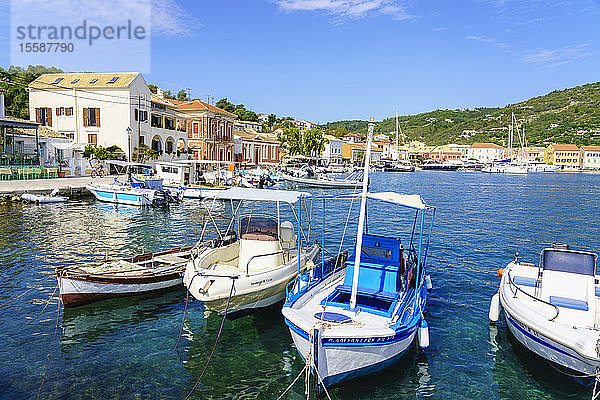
[506,270,560,321]
[245,250,287,276]
[285,251,348,304]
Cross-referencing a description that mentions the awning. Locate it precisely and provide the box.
[106,160,153,169]
[317,192,432,210]
[50,141,87,150]
[204,187,311,204]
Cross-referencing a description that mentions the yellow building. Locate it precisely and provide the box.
[544,143,580,170]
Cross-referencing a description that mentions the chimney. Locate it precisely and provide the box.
[156,87,164,99]
[0,89,5,118]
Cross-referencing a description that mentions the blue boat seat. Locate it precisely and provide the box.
[334,284,399,300]
[512,276,538,287]
[595,287,600,297]
[549,295,589,311]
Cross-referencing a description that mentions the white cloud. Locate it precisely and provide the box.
[274,0,414,21]
[152,0,198,36]
[465,35,509,49]
[522,43,594,67]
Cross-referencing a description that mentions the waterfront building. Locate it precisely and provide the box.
[170,99,236,162]
[342,132,363,143]
[580,146,600,170]
[425,147,461,162]
[323,134,343,164]
[233,129,280,165]
[235,120,262,132]
[466,143,505,162]
[523,146,546,162]
[342,142,382,163]
[149,92,190,159]
[28,73,189,167]
[544,143,580,170]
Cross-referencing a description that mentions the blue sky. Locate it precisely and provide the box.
[1,0,599,123]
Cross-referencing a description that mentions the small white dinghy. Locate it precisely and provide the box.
[22,188,68,203]
[183,187,319,318]
[490,243,600,378]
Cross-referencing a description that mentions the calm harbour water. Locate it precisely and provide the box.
[1,171,599,399]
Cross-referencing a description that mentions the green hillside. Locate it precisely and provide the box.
[321,82,600,147]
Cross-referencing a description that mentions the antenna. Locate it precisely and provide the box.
[185,88,192,101]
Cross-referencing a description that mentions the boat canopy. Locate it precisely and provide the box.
[319,192,431,210]
[106,160,153,169]
[204,187,311,204]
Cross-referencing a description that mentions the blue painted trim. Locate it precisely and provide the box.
[116,193,142,202]
[94,190,114,199]
[506,314,579,361]
[284,318,309,340]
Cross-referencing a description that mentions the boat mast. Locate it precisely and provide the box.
[395,111,399,149]
[350,117,374,310]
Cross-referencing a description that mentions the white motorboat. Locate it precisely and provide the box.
[156,160,229,199]
[87,179,172,206]
[57,245,195,307]
[489,243,600,378]
[22,188,68,203]
[482,163,527,174]
[183,187,319,318]
[282,118,437,391]
[281,170,363,189]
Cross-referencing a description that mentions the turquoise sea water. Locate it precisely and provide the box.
[1,171,599,399]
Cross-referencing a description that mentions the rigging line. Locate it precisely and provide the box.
[36,296,61,400]
[128,290,191,399]
[184,280,235,400]
[0,274,55,309]
[26,283,59,326]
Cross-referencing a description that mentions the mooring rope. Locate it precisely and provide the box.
[26,283,59,326]
[276,364,309,400]
[36,295,61,400]
[183,280,235,400]
[0,274,55,309]
[128,290,192,399]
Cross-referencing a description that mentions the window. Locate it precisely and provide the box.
[151,114,162,128]
[35,107,52,127]
[88,134,97,145]
[65,107,73,116]
[193,123,199,136]
[71,79,80,84]
[107,76,119,84]
[139,136,145,146]
[83,108,100,127]
[136,109,148,122]
[51,78,63,84]
[90,79,98,84]
[65,132,75,140]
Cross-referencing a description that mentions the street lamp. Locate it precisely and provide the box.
[126,126,132,161]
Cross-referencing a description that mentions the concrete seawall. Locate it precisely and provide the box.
[0,176,118,197]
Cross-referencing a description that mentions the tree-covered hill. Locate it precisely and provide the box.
[321,82,600,146]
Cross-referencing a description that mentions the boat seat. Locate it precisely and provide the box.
[241,232,277,241]
[512,276,538,287]
[596,287,600,297]
[154,254,188,264]
[334,285,398,300]
[549,295,589,311]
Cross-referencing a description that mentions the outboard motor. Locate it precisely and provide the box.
[220,229,238,246]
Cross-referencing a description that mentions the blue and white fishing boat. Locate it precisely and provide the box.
[87,161,174,206]
[281,119,436,391]
[155,160,229,199]
[489,243,600,380]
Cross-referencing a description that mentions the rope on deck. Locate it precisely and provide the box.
[184,279,235,400]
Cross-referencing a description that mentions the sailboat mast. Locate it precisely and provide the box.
[350,117,374,310]
[395,111,399,149]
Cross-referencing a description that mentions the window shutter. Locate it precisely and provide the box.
[95,108,100,127]
[46,108,52,127]
[56,107,60,116]
[83,108,88,127]
[35,108,40,123]
[135,109,138,121]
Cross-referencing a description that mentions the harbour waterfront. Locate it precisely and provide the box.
[1,171,599,399]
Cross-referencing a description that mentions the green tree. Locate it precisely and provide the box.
[278,126,303,156]
[148,84,158,94]
[82,144,122,160]
[216,98,235,113]
[177,89,188,102]
[303,128,327,157]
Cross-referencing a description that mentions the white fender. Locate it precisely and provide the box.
[425,274,433,291]
[418,319,429,349]
[489,292,500,322]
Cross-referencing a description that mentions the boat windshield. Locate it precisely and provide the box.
[239,215,279,241]
[542,249,596,276]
